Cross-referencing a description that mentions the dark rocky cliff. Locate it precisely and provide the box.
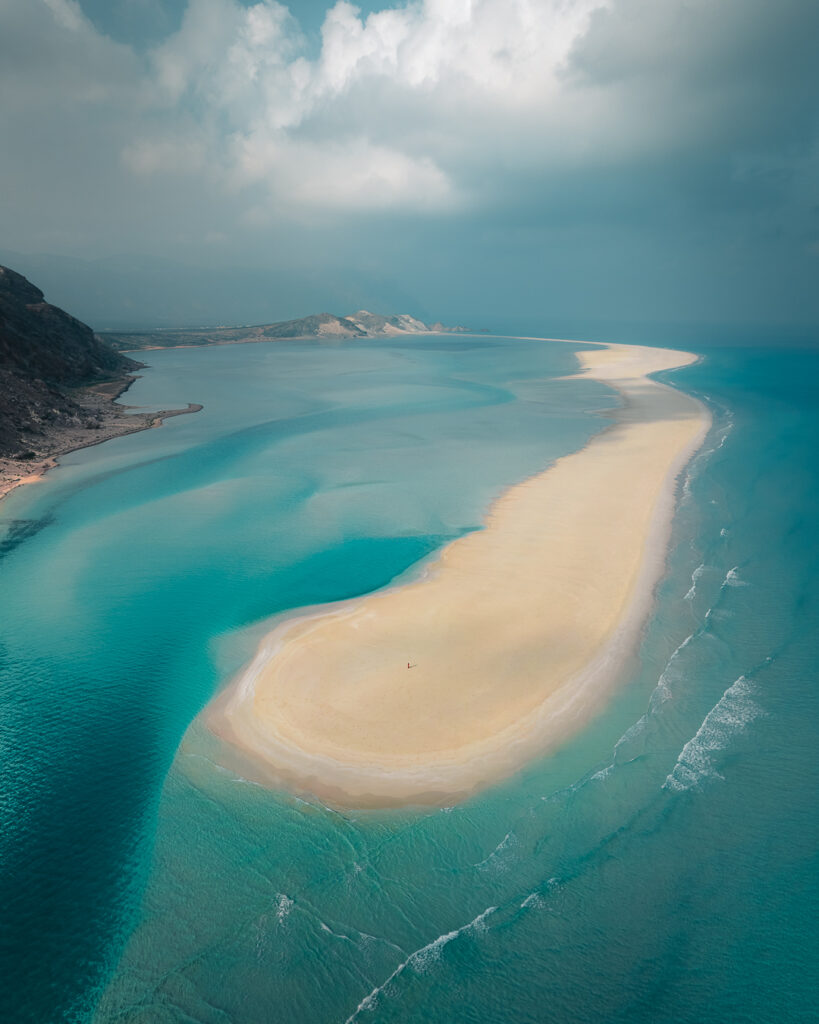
[0,265,137,383]
[0,265,141,457]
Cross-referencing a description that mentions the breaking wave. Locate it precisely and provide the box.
[344,906,496,1022]
[275,893,293,924]
[663,675,765,792]
[684,562,706,601]
[723,566,748,587]
[474,830,517,870]
[587,628,697,784]
[520,877,561,910]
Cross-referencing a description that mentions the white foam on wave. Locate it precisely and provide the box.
[521,892,546,910]
[723,566,748,588]
[520,877,561,910]
[584,629,697,784]
[344,906,496,1023]
[474,830,517,870]
[681,465,696,503]
[581,560,735,792]
[647,632,696,711]
[663,675,764,792]
[715,421,733,450]
[275,893,294,924]
[316,916,406,958]
[684,563,706,601]
[680,411,730,506]
[589,761,615,782]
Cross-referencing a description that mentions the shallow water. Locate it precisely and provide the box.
[1,334,817,1023]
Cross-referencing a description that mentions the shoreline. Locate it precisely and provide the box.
[116,328,462,353]
[206,339,711,808]
[0,370,202,507]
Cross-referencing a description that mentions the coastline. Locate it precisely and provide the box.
[113,328,458,353]
[206,339,711,808]
[0,371,202,507]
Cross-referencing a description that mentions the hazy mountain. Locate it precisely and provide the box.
[101,309,465,352]
[346,310,429,335]
[0,250,432,331]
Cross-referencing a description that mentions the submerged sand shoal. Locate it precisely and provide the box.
[207,340,710,807]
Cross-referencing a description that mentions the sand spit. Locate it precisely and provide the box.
[208,341,710,807]
[0,392,203,506]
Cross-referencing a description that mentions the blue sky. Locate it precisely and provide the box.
[1,0,817,329]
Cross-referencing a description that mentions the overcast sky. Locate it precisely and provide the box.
[1,0,817,329]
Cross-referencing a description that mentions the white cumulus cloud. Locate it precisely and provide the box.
[131,0,610,214]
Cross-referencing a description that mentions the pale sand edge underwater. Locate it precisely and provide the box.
[205,339,711,807]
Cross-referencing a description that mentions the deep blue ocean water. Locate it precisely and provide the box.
[1,333,817,1023]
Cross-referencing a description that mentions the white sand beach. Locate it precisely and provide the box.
[208,340,710,806]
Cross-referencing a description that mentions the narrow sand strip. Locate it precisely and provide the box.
[208,341,710,807]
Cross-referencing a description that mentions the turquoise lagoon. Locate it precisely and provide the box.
[0,334,817,1023]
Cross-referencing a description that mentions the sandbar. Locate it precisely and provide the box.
[207,340,710,807]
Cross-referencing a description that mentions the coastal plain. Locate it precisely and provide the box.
[210,341,711,806]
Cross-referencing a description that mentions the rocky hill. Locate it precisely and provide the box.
[0,266,138,384]
[346,310,429,335]
[102,309,465,352]
[0,265,141,458]
[0,266,200,500]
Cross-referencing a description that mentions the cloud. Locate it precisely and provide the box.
[233,135,454,212]
[570,0,819,156]
[0,0,817,325]
[10,0,816,219]
[149,0,302,109]
[126,0,611,214]
[115,0,818,224]
[0,0,140,110]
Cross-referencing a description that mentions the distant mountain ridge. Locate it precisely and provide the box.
[0,249,428,330]
[101,309,466,351]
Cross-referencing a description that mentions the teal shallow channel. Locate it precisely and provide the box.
[0,334,817,1023]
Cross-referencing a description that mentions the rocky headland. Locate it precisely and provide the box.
[0,265,200,504]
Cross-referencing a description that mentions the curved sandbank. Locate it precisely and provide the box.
[207,341,710,807]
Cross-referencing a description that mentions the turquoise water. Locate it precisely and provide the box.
[1,335,817,1023]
